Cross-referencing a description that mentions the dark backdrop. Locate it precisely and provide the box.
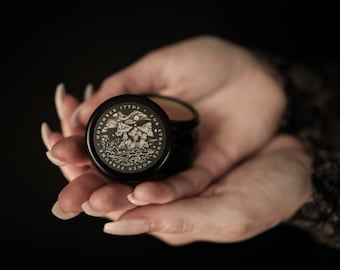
[2,2,339,266]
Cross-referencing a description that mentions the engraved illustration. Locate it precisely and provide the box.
[99,110,162,170]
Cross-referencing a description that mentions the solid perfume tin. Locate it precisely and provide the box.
[86,94,199,184]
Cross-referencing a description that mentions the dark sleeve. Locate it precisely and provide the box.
[257,53,340,250]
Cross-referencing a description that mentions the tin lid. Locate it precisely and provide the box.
[144,94,199,129]
[86,94,172,184]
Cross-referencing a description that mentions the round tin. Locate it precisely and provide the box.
[145,94,199,176]
[86,94,199,184]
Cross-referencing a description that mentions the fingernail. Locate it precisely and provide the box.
[69,105,82,129]
[51,201,79,220]
[81,201,105,217]
[127,193,150,206]
[46,151,67,167]
[83,83,94,101]
[41,122,52,150]
[55,83,66,119]
[103,219,149,235]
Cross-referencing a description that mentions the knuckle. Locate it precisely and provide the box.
[151,218,194,234]
[217,214,255,241]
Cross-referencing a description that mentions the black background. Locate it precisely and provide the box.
[2,1,340,266]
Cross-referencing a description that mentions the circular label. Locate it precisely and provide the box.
[93,102,167,174]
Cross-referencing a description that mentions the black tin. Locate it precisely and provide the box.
[144,94,199,176]
[144,94,199,145]
[86,94,199,184]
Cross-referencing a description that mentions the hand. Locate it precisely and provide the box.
[102,135,312,245]
[42,35,287,214]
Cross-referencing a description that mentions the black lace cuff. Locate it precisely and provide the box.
[256,52,340,249]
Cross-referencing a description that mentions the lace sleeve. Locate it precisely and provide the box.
[257,53,340,249]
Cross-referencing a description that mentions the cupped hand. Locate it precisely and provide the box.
[102,135,312,245]
[42,35,287,219]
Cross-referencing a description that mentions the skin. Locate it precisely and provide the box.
[43,35,312,245]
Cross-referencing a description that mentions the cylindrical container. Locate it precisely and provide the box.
[144,94,199,176]
[85,94,199,185]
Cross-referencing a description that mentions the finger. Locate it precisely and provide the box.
[54,83,84,136]
[59,164,90,182]
[41,122,88,181]
[103,198,209,236]
[46,135,91,181]
[104,209,132,222]
[49,135,90,166]
[81,183,135,218]
[68,83,95,128]
[41,122,63,150]
[128,165,213,205]
[128,135,233,205]
[55,172,107,216]
[83,83,94,101]
[103,194,247,243]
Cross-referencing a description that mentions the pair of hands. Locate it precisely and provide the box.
[42,35,312,245]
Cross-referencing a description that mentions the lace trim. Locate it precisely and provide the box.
[256,51,340,249]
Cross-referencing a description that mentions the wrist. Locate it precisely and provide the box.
[263,54,340,249]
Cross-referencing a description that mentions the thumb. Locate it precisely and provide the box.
[102,194,248,243]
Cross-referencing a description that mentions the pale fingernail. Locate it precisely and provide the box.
[127,193,150,206]
[83,83,94,101]
[51,201,79,220]
[69,105,82,129]
[46,151,67,167]
[55,83,66,119]
[41,122,52,150]
[103,219,149,235]
[81,201,105,217]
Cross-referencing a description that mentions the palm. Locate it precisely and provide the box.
[120,136,311,245]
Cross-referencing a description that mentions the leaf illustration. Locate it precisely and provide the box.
[137,122,153,137]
